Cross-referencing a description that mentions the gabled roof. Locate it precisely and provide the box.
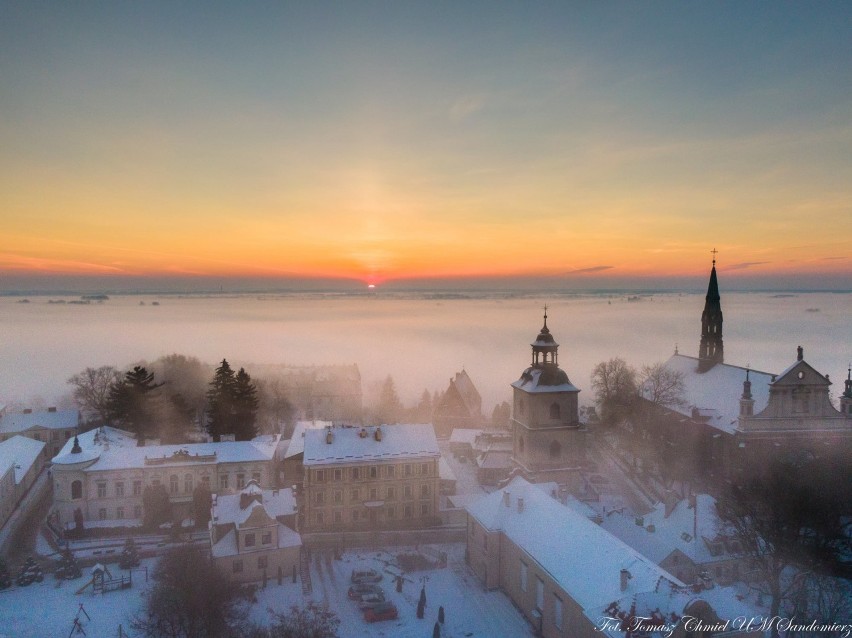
[772,358,831,387]
[466,477,681,611]
[0,409,79,434]
[450,370,482,414]
[651,355,773,434]
[212,485,296,527]
[284,420,333,459]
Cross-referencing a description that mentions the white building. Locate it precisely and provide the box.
[50,426,281,528]
[0,435,46,529]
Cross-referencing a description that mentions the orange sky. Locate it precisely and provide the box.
[1,4,850,289]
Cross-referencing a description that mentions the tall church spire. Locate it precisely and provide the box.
[698,249,724,372]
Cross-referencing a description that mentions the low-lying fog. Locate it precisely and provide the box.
[2,292,850,413]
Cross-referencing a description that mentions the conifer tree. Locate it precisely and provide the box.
[107,366,164,444]
[119,537,140,569]
[206,359,236,441]
[232,367,259,440]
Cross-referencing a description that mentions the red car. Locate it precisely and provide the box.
[364,602,398,623]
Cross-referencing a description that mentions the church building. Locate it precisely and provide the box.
[510,310,586,487]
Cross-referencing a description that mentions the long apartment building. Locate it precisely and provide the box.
[301,424,440,532]
[50,426,282,528]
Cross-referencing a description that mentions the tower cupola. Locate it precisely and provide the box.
[531,307,559,367]
[739,368,755,417]
[698,249,724,372]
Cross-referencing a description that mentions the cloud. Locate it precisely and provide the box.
[449,94,486,122]
[722,261,770,271]
[564,265,614,275]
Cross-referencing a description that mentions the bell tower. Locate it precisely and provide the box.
[698,249,724,372]
[511,308,584,483]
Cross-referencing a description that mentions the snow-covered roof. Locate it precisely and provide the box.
[52,426,280,470]
[476,450,512,470]
[450,370,482,414]
[448,428,482,445]
[284,420,333,459]
[511,367,579,394]
[211,523,302,558]
[467,477,682,612]
[600,494,738,565]
[650,355,773,434]
[303,424,439,466]
[0,435,45,483]
[212,485,297,526]
[0,409,79,434]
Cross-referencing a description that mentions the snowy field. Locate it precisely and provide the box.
[0,544,533,637]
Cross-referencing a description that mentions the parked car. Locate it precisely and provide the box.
[364,602,398,623]
[348,583,384,600]
[351,568,382,584]
[356,593,387,610]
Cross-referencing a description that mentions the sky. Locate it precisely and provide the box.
[1,2,851,291]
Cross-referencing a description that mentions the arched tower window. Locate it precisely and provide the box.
[71,480,82,500]
[549,403,561,420]
[549,441,561,459]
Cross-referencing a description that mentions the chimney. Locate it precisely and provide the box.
[517,497,524,513]
[325,428,333,444]
[503,491,511,507]
[23,408,32,414]
[620,569,631,592]
[797,345,804,361]
[374,427,382,442]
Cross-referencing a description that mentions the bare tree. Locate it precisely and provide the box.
[67,366,121,424]
[639,362,686,409]
[590,358,638,426]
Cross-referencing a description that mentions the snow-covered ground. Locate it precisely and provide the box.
[0,544,533,637]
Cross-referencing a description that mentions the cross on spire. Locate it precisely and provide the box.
[543,304,548,328]
[711,247,718,266]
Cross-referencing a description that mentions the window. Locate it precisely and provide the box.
[420,463,429,476]
[236,474,246,489]
[257,556,268,569]
[262,532,271,545]
[369,487,378,500]
[404,464,412,477]
[170,475,179,494]
[233,560,243,573]
[420,503,430,516]
[386,487,395,500]
[386,465,395,478]
[245,533,256,547]
[333,510,342,523]
[350,488,359,502]
[351,468,360,480]
[352,510,360,522]
[535,578,544,611]
[369,466,378,479]
[403,485,412,499]
[315,511,324,525]
[252,472,261,483]
[220,474,229,490]
[334,490,343,504]
[520,561,528,592]
[116,507,124,520]
[315,470,325,482]
[133,480,142,496]
[314,491,325,505]
[554,595,563,630]
[97,482,107,498]
[98,508,107,520]
[134,505,142,518]
[403,505,413,519]
[151,477,161,487]
[420,484,430,498]
[387,506,395,519]
[549,441,561,459]
[184,474,193,493]
[71,480,82,500]
[333,469,343,481]
[202,475,211,488]
[550,403,561,420]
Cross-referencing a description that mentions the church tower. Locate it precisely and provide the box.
[698,250,724,372]
[840,365,852,416]
[511,309,584,483]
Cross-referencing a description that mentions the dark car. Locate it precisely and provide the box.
[364,602,398,623]
[348,583,384,600]
[351,568,382,584]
